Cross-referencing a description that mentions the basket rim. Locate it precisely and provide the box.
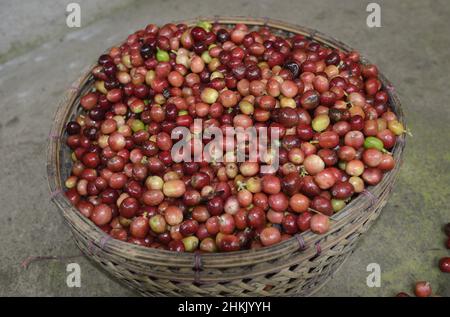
[47,16,406,264]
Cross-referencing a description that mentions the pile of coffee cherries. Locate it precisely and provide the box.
[63,21,404,252]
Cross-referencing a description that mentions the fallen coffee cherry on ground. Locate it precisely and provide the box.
[444,223,450,237]
[414,281,432,297]
[439,257,450,273]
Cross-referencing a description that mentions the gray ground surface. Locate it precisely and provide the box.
[0,0,449,296]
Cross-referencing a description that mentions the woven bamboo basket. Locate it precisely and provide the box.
[47,17,406,296]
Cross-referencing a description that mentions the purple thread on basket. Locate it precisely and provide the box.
[99,235,112,249]
[193,251,202,284]
[362,190,377,207]
[48,132,60,140]
[50,189,62,199]
[194,251,202,270]
[309,30,317,40]
[194,270,201,284]
[386,85,395,93]
[315,242,322,256]
[263,16,269,26]
[87,240,96,255]
[87,236,110,256]
[69,85,80,92]
[295,234,306,251]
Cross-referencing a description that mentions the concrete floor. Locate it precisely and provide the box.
[0,0,449,297]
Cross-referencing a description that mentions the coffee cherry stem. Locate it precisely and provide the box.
[299,165,309,177]
[236,180,247,191]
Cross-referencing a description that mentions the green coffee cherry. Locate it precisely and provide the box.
[131,119,145,132]
[388,120,405,135]
[201,87,219,104]
[201,51,212,63]
[312,114,330,132]
[156,49,169,62]
[332,199,346,212]
[119,216,132,227]
[364,136,385,151]
[197,20,212,31]
[239,100,254,115]
[338,161,347,171]
[149,215,166,234]
[182,236,199,252]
